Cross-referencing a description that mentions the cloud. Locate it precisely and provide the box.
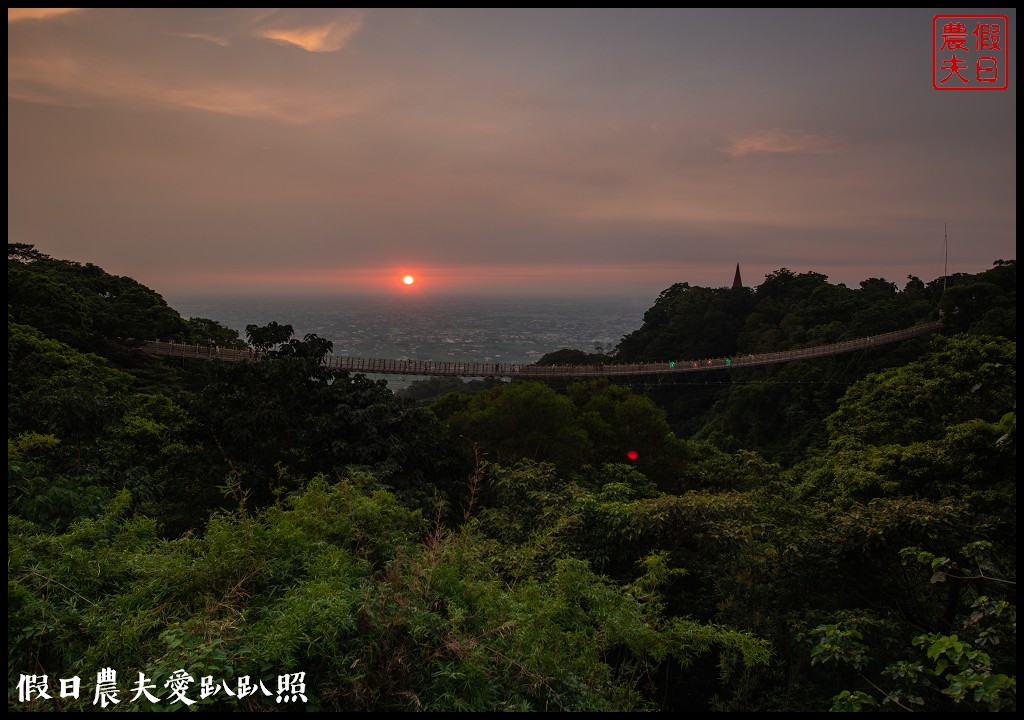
[724,128,844,157]
[166,32,232,48]
[7,12,377,123]
[8,8,82,23]
[7,49,375,123]
[258,15,366,53]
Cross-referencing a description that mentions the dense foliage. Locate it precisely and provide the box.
[8,244,1015,712]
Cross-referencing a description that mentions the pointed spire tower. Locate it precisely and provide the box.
[732,263,743,289]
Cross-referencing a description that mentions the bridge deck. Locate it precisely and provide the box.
[139,320,942,378]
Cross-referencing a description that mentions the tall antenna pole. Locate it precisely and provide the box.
[943,221,949,296]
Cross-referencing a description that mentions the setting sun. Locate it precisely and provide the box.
[402,275,415,285]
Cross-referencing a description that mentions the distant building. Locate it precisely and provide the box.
[732,263,743,289]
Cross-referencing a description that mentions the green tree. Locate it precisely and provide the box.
[9,244,188,350]
[185,317,247,349]
[10,476,772,712]
[273,333,334,363]
[809,543,1016,712]
[179,348,461,519]
[438,382,591,474]
[826,334,1015,449]
[245,321,294,353]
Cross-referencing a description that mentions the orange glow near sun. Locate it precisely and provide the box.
[402,275,415,285]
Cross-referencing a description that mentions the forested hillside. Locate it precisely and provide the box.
[9,244,1016,712]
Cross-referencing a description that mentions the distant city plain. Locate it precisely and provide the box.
[168,294,653,387]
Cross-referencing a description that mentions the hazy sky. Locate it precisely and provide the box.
[8,8,1017,298]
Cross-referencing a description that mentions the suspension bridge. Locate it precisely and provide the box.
[139,319,943,379]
